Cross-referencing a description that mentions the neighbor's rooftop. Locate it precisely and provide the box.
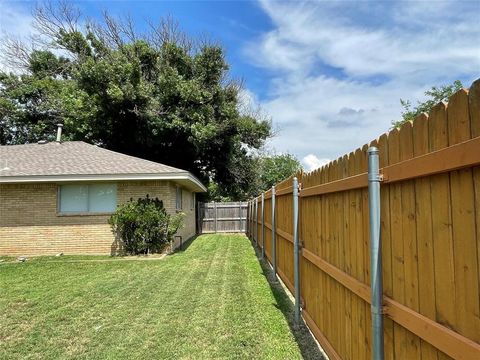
[0,141,206,192]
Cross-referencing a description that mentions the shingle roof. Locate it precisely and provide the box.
[0,141,206,191]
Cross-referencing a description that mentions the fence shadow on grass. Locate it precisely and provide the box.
[250,241,326,360]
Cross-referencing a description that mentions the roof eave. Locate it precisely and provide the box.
[0,172,207,192]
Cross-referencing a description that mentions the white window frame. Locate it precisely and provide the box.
[57,183,117,215]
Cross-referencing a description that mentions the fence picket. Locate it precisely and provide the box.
[398,121,421,358]
[412,113,439,360]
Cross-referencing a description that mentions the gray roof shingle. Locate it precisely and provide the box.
[0,141,206,191]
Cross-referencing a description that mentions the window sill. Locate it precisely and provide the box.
[57,212,114,217]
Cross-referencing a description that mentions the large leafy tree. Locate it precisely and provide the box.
[0,2,271,197]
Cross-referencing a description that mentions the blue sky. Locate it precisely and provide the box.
[1,0,480,170]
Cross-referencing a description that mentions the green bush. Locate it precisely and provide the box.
[109,195,185,255]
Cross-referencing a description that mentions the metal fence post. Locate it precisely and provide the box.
[368,147,384,360]
[250,201,253,238]
[255,197,259,246]
[293,177,300,324]
[247,200,252,239]
[250,200,253,239]
[261,193,265,259]
[252,200,254,239]
[271,186,277,280]
[246,202,249,236]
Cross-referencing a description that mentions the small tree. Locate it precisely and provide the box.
[109,195,184,255]
[205,153,302,201]
[392,80,463,128]
[258,153,302,191]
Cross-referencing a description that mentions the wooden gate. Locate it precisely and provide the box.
[198,202,247,233]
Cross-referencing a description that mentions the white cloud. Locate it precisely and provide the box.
[302,154,330,172]
[238,88,260,114]
[0,1,36,72]
[249,0,480,161]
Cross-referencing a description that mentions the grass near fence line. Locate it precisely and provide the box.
[0,234,309,359]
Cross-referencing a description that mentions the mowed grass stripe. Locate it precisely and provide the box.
[0,234,302,359]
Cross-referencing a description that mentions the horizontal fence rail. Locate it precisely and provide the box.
[246,80,480,360]
[198,202,247,233]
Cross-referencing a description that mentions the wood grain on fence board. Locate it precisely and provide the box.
[412,113,439,360]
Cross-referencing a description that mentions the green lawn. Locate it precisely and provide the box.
[0,234,317,359]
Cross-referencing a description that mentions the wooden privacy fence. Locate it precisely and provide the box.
[246,80,480,360]
[198,202,247,233]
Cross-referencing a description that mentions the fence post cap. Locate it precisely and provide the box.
[367,146,379,155]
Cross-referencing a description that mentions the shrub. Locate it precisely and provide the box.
[109,195,185,255]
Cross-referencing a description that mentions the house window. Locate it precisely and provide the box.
[59,184,117,214]
[190,193,195,210]
[176,186,183,211]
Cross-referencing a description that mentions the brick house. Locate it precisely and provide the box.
[0,140,206,255]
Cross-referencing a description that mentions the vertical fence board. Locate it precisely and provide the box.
[412,113,439,360]
[361,144,372,360]
[325,163,334,354]
[428,102,456,360]
[345,152,359,360]
[399,122,421,358]
[330,160,339,352]
[378,133,395,360]
[387,128,408,359]
[339,158,347,356]
[325,165,334,351]
[355,147,368,360]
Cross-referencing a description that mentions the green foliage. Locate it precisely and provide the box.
[0,66,94,144]
[109,195,184,255]
[28,50,70,78]
[206,181,234,202]
[205,153,302,201]
[258,153,302,191]
[0,5,271,197]
[393,80,463,128]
